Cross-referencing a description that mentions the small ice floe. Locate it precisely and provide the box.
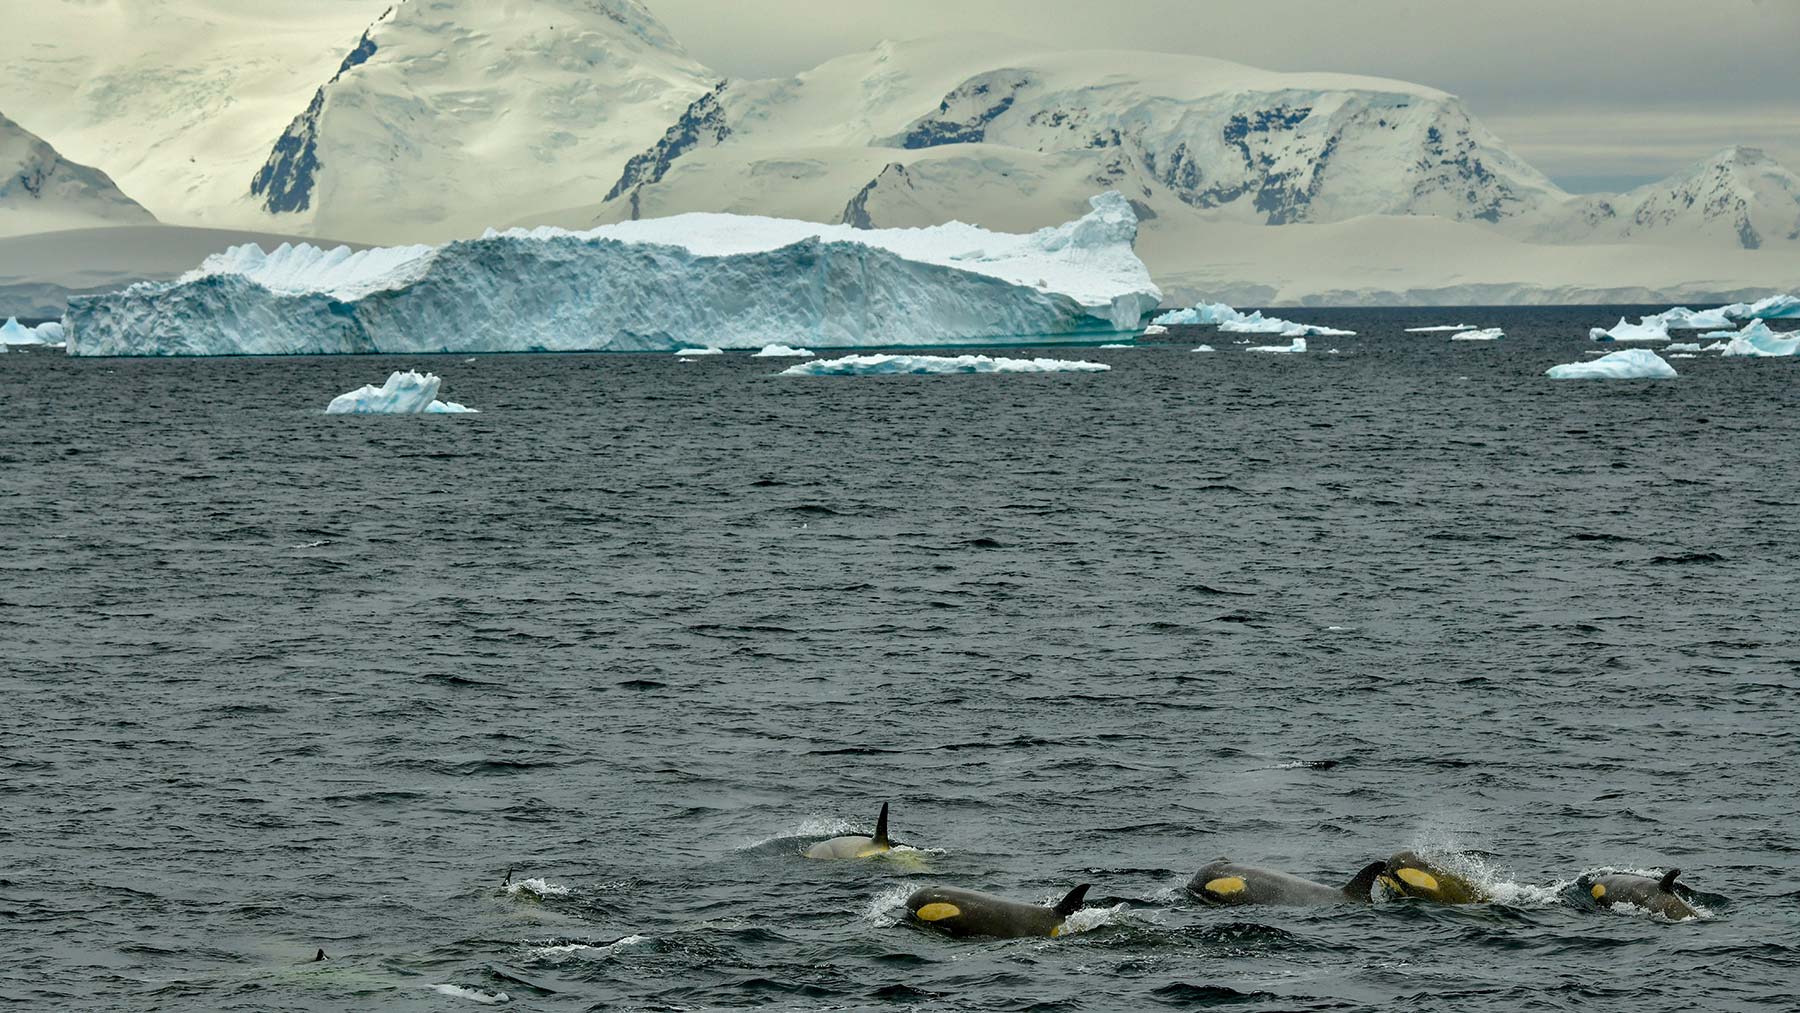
[1588,317,1670,342]
[1326,348,1341,354]
[1701,340,1731,351]
[1223,313,1351,337]
[1670,354,1698,359]
[1664,342,1702,352]
[781,354,1109,376]
[1141,324,1169,336]
[1717,319,1800,357]
[1451,328,1504,341]
[1191,345,1216,353]
[1406,324,1477,333]
[325,371,478,414]
[1099,343,1134,349]
[429,984,509,1004]
[752,344,814,358]
[1247,337,1307,354]
[674,347,722,356]
[1656,306,1734,330]
[1546,348,1677,380]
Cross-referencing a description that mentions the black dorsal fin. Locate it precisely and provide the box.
[873,803,890,847]
[312,948,327,962]
[1659,868,1681,892]
[1054,884,1091,917]
[1344,861,1386,900]
[503,866,514,887]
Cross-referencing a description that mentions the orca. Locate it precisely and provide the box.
[1188,859,1386,906]
[805,802,895,859]
[1378,850,1493,904]
[906,884,1090,939]
[1585,868,1701,921]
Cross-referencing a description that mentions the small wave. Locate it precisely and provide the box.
[429,984,510,1004]
[862,883,915,927]
[1060,901,1131,935]
[287,540,329,549]
[527,934,652,961]
[505,878,571,900]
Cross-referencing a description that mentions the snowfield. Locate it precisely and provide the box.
[63,193,1160,356]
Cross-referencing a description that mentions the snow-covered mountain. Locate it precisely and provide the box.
[244,0,716,241]
[587,36,1571,234]
[1596,147,1800,250]
[0,112,155,238]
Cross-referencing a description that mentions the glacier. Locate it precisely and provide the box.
[325,371,478,414]
[1546,349,1678,380]
[64,193,1161,357]
[1589,317,1670,342]
[780,354,1109,376]
[1718,319,1800,357]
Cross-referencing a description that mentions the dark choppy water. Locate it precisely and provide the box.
[3,307,1797,1011]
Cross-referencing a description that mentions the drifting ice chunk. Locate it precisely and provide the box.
[675,347,722,356]
[1192,345,1216,353]
[1719,319,1800,357]
[1451,328,1504,341]
[66,193,1162,356]
[1721,294,1800,321]
[0,317,63,346]
[1546,349,1677,380]
[1406,324,1477,333]
[1153,302,1242,326]
[1142,324,1169,336]
[1589,317,1670,342]
[325,371,479,414]
[1656,307,1734,330]
[780,354,1109,376]
[1248,337,1307,354]
[1664,342,1702,352]
[1099,343,1133,348]
[752,344,814,357]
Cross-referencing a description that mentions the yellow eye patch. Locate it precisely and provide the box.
[1205,877,1247,896]
[915,902,961,922]
[1396,868,1440,892]
[1591,883,1607,899]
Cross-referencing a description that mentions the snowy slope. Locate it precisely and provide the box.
[593,37,1570,232]
[64,194,1161,356]
[243,0,716,242]
[0,1,381,229]
[0,112,156,238]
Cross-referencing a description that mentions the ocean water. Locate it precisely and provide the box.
[2,307,1796,1011]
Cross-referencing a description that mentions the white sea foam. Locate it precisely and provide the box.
[429,984,510,1004]
[504,878,571,899]
[527,935,652,961]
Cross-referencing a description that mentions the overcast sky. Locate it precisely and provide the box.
[651,0,1800,192]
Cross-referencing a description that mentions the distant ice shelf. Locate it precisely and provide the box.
[1546,349,1677,380]
[63,193,1161,357]
[779,354,1110,376]
[326,371,478,414]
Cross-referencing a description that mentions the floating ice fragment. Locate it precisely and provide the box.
[1588,317,1670,342]
[781,354,1109,376]
[1141,324,1169,336]
[1664,343,1702,352]
[0,317,64,347]
[1451,328,1504,341]
[1405,324,1477,333]
[1153,302,1241,326]
[1546,349,1677,379]
[1247,337,1307,354]
[1718,319,1800,357]
[675,347,722,356]
[751,344,814,358]
[1191,345,1215,353]
[1099,343,1133,348]
[325,371,479,414]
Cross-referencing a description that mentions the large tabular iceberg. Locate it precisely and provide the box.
[326,371,478,414]
[1546,349,1678,380]
[1717,319,1800,357]
[64,193,1161,357]
[780,354,1109,376]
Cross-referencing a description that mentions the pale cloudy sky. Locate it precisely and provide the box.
[652,0,1800,192]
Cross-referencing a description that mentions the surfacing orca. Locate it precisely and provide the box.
[906,884,1091,939]
[1187,859,1386,906]
[1585,868,1700,921]
[805,803,894,859]
[1379,850,1493,904]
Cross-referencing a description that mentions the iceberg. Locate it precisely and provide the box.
[1664,342,1702,352]
[751,344,814,357]
[1721,294,1800,321]
[1451,328,1504,341]
[675,347,722,356]
[1152,302,1241,326]
[1192,344,1216,352]
[1405,324,1477,333]
[64,193,1162,356]
[1588,317,1670,342]
[0,317,64,346]
[1248,337,1307,354]
[1141,324,1169,336]
[1718,319,1800,357]
[1701,340,1731,351]
[1546,349,1677,380]
[1656,307,1734,330]
[325,371,479,414]
[780,354,1109,376]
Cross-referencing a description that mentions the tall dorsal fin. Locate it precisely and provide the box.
[1054,884,1091,917]
[1344,861,1386,900]
[312,948,328,962]
[1659,868,1681,892]
[873,802,890,847]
